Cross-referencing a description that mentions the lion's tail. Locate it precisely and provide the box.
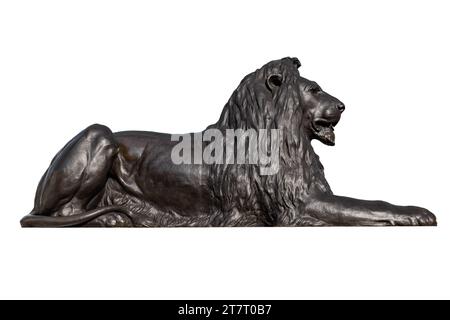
[20,206,134,227]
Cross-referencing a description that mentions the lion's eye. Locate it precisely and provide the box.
[307,84,322,93]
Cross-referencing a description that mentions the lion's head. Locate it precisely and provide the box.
[216,57,345,146]
[211,57,345,223]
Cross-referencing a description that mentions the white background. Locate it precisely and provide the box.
[0,0,449,299]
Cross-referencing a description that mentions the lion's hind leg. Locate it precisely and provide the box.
[26,124,119,226]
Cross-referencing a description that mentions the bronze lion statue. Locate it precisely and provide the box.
[20,57,437,227]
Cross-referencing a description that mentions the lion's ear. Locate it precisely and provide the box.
[291,57,301,69]
[266,74,283,92]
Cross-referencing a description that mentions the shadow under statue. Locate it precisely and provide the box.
[20,57,437,227]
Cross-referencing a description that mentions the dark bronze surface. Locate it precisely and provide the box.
[20,57,437,227]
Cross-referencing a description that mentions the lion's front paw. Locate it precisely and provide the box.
[393,207,437,226]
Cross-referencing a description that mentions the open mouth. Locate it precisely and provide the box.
[312,118,338,146]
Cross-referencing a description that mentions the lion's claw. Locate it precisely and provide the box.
[98,213,131,227]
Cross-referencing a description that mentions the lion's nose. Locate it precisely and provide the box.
[336,103,345,113]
